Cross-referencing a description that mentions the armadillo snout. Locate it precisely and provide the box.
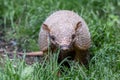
[60,45,69,52]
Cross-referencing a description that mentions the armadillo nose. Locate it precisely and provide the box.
[60,45,69,52]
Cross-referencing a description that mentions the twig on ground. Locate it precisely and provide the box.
[0,49,43,57]
[18,51,43,57]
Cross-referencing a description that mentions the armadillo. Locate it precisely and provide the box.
[38,10,91,66]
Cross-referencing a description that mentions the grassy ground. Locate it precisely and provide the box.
[0,0,120,80]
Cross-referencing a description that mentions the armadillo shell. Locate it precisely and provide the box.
[75,21,91,50]
[38,10,91,51]
[38,26,50,51]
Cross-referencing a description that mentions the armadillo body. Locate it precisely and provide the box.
[39,10,91,65]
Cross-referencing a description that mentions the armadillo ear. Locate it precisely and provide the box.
[42,24,50,33]
[75,21,82,31]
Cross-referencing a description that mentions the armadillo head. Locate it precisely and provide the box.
[42,22,82,52]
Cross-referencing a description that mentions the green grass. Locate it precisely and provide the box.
[0,0,120,80]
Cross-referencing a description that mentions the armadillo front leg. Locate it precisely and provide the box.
[74,49,90,67]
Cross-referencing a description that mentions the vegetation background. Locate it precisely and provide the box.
[0,0,120,80]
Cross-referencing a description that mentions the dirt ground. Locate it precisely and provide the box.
[0,29,42,65]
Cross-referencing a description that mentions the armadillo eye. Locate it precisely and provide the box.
[72,34,76,39]
[50,35,55,41]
